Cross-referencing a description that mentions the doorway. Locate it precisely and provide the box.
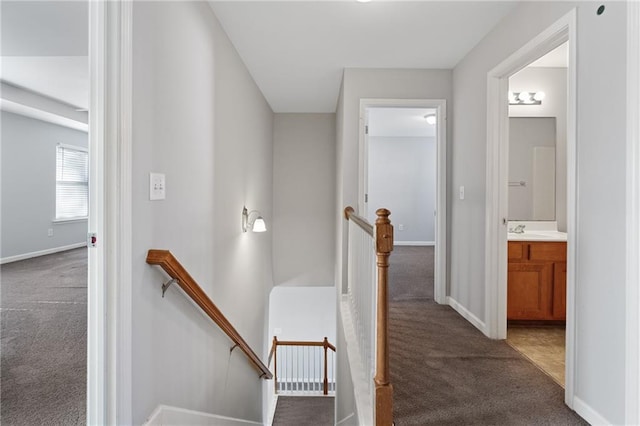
[484,10,576,406]
[359,99,446,304]
[505,42,569,387]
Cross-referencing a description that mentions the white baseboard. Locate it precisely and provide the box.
[267,395,278,426]
[144,405,262,426]
[446,296,487,335]
[572,397,611,426]
[0,242,86,265]
[394,241,435,246]
[336,412,356,425]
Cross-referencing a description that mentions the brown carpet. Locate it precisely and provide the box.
[272,396,334,425]
[389,246,586,425]
[1,248,87,425]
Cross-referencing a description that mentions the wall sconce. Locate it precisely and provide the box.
[509,91,545,105]
[242,206,266,233]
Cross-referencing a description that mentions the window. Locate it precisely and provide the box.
[56,144,89,220]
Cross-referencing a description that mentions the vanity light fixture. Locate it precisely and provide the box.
[509,91,545,105]
[357,0,371,3]
[242,206,267,233]
[423,114,437,125]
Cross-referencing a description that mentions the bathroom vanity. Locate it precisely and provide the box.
[507,231,567,321]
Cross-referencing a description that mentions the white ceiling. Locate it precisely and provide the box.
[209,1,518,112]
[368,108,436,138]
[1,1,88,109]
[0,1,519,114]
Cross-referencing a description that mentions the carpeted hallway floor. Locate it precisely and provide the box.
[1,248,87,425]
[389,246,586,425]
[272,396,334,425]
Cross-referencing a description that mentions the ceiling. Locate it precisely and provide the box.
[209,1,518,112]
[368,108,436,138]
[0,1,519,114]
[0,1,88,109]
[528,42,568,68]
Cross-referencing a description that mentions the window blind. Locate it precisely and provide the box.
[56,144,89,220]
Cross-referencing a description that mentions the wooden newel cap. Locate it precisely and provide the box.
[375,208,391,222]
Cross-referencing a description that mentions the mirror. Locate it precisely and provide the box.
[508,117,556,221]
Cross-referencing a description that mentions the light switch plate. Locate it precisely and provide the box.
[459,186,465,200]
[150,173,166,200]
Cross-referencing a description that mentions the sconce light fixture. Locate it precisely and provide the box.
[509,91,545,105]
[423,114,437,125]
[242,206,267,233]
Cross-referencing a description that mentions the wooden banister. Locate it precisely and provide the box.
[344,206,374,236]
[269,336,336,395]
[146,249,272,379]
[344,206,394,425]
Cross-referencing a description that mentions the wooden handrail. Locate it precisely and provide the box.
[269,336,336,395]
[146,249,272,379]
[344,206,374,236]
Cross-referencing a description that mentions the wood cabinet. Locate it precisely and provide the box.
[507,241,567,321]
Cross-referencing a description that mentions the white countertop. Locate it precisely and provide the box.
[507,221,567,242]
[508,230,567,242]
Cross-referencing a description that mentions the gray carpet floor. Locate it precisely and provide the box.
[1,248,87,425]
[272,396,334,425]
[389,246,586,425]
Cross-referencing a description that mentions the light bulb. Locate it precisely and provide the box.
[518,92,531,102]
[533,91,546,101]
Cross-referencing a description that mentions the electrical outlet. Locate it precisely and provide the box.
[149,173,166,200]
[47,228,54,237]
[398,224,404,231]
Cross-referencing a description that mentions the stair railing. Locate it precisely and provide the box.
[343,206,394,426]
[268,336,336,396]
[146,249,272,379]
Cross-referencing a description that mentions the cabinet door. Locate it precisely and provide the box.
[553,262,567,320]
[507,262,553,320]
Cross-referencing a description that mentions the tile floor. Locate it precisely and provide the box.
[506,326,566,386]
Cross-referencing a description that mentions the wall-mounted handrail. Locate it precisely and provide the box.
[344,206,394,425]
[269,336,336,395]
[146,249,272,379]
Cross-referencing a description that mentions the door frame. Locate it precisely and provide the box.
[626,2,640,424]
[358,98,447,304]
[484,9,576,406]
[87,1,133,424]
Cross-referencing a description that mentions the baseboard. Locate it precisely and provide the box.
[394,241,435,246]
[336,412,356,425]
[446,296,487,334]
[572,397,612,426]
[0,242,86,265]
[143,405,262,426]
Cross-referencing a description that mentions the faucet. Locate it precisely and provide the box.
[509,224,526,234]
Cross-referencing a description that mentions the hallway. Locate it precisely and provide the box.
[388,246,585,425]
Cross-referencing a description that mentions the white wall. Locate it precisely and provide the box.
[368,136,436,244]
[268,286,336,343]
[509,67,567,230]
[451,2,628,423]
[0,111,87,260]
[132,2,273,424]
[273,113,336,287]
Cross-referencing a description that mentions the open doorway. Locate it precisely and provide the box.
[504,42,569,388]
[359,99,446,304]
[0,1,89,423]
[484,9,576,406]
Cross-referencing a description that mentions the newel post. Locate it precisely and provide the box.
[374,208,393,426]
[323,337,329,395]
[273,336,278,394]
